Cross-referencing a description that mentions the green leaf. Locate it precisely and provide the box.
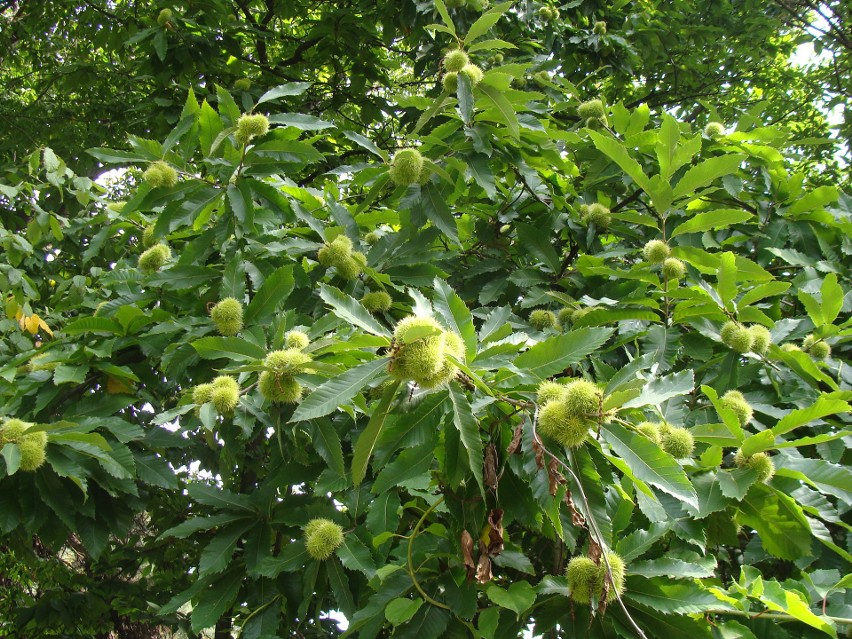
[394,605,450,639]
[464,2,512,43]
[256,82,312,105]
[688,472,732,518]
[622,369,694,408]
[191,572,243,633]
[798,290,825,326]
[433,278,476,361]
[467,38,517,53]
[760,581,837,637]
[135,453,178,489]
[268,113,334,131]
[672,154,746,200]
[352,381,400,486]
[717,468,758,500]
[421,183,459,244]
[336,535,377,577]
[738,484,812,560]
[740,430,776,457]
[291,358,387,422]
[772,397,850,436]
[319,284,392,338]
[244,265,294,323]
[311,420,346,478]
[342,130,386,160]
[716,251,737,306]
[432,0,456,36]
[63,317,123,335]
[448,384,485,499]
[456,71,474,125]
[255,542,310,577]
[628,556,717,578]
[485,581,536,618]
[366,491,401,538]
[738,281,791,306]
[776,455,852,504]
[372,440,435,494]
[1,443,20,475]
[478,83,519,139]
[386,598,424,626]
[616,523,671,562]
[187,483,257,513]
[198,522,253,576]
[158,513,251,540]
[192,336,267,361]
[516,223,561,272]
[512,328,613,381]
[625,578,734,614]
[669,209,754,238]
[588,131,651,193]
[600,422,698,509]
[787,185,838,215]
[820,272,843,324]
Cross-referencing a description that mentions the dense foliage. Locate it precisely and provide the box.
[0,1,850,638]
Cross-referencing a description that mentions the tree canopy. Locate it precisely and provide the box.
[0,1,850,638]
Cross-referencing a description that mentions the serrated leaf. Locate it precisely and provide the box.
[319,284,392,338]
[255,542,310,577]
[600,422,698,509]
[192,336,266,361]
[628,556,717,578]
[761,581,837,637]
[63,317,124,335]
[244,265,294,323]
[485,581,536,618]
[386,597,424,625]
[158,513,250,540]
[433,0,456,35]
[670,209,754,238]
[478,83,519,139]
[256,82,311,105]
[372,440,435,494]
[135,452,178,489]
[310,420,346,478]
[625,578,734,614]
[589,130,651,193]
[421,183,459,244]
[512,328,613,381]
[738,484,812,560]
[433,278,476,361]
[1,443,20,475]
[448,384,485,499]
[740,430,776,457]
[776,455,852,504]
[187,483,257,513]
[772,398,850,436]
[820,272,843,324]
[291,358,387,422]
[352,381,400,486]
[198,522,253,576]
[672,154,746,200]
[366,491,401,537]
[464,2,512,43]
[336,535,376,577]
[191,572,243,633]
[622,369,694,408]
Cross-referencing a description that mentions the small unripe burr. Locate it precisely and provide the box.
[443,49,469,73]
[643,239,670,264]
[304,518,344,560]
[143,161,178,188]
